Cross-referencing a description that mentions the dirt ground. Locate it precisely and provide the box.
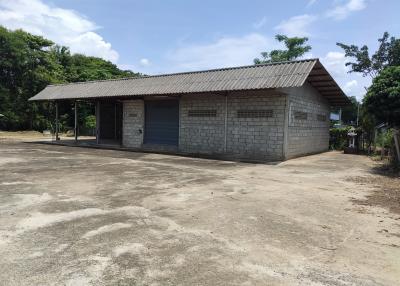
[350,175,400,215]
[0,131,48,141]
[0,131,94,143]
[0,135,399,286]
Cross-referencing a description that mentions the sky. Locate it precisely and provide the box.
[0,0,399,101]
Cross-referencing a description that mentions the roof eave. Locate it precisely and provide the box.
[306,59,351,107]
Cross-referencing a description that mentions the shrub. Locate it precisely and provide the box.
[84,115,96,130]
[330,127,351,150]
[376,129,394,149]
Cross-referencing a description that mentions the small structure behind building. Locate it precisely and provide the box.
[344,127,358,154]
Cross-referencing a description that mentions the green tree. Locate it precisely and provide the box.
[337,32,400,78]
[254,34,312,64]
[0,26,141,131]
[0,26,62,130]
[337,32,400,154]
[49,45,140,83]
[363,66,400,127]
[364,66,400,163]
[358,105,376,149]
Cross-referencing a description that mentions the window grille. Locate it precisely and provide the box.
[188,110,217,117]
[237,109,273,118]
[294,111,308,120]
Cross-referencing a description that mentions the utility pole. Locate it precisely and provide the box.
[356,104,360,127]
[74,101,78,142]
[55,101,60,141]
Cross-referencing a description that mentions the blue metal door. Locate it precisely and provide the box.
[144,100,179,146]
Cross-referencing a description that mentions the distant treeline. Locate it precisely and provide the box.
[0,26,141,131]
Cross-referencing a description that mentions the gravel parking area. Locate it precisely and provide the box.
[0,139,399,285]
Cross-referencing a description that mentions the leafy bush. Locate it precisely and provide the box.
[32,114,51,132]
[330,127,352,150]
[84,115,96,130]
[376,129,394,148]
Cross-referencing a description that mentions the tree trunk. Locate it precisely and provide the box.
[393,128,400,164]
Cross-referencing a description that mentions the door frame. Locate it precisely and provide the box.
[98,101,123,144]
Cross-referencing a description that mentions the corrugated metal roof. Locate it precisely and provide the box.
[29,58,350,106]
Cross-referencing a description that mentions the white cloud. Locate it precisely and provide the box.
[117,63,136,71]
[139,58,151,66]
[0,0,119,62]
[253,16,267,29]
[321,51,348,76]
[343,79,358,93]
[326,0,367,20]
[274,14,317,37]
[166,33,273,72]
[68,32,118,62]
[321,51,370,100]
[344,78,368,101]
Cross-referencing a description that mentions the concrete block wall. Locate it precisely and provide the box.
[122,100,144,148]
[281,83,330,159]
[179,94,226,154]
[226,91,286,161]
[121,85,329,161]
[180,91,286,161]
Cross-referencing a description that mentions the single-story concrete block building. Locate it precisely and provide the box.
[30,59,350,161]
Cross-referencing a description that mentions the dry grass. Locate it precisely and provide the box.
[0,131,50,142]
[0,130,44,137]
[350,174,400,215]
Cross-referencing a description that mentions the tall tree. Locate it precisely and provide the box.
[364,65,400,162]
[0,26,140,131]
[337,32,400,78]
[49,45,140,83]
[0,27,62,130]
[254,34,312,64]
[363,66,400,128]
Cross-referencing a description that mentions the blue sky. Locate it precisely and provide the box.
[0,0,399,100]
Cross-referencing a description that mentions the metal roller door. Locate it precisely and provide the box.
[144,100,179,146]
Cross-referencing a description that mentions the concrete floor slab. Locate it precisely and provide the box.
[0,140,399,285]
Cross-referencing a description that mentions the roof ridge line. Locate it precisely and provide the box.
[47,58,319,87]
